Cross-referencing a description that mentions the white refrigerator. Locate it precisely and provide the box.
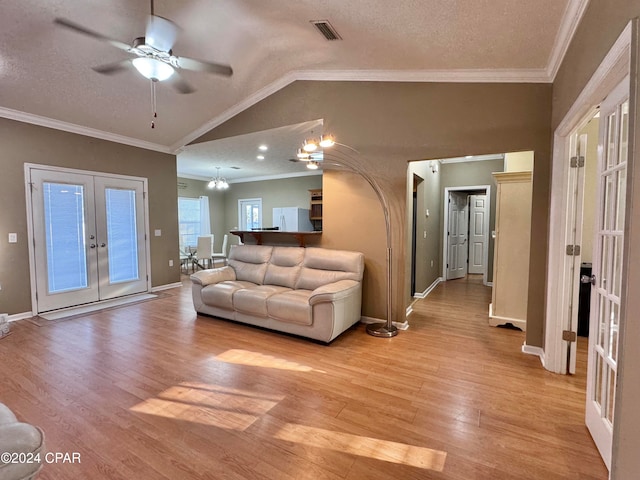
[272,207,313,232]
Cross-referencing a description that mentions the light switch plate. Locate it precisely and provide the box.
[8,233,17,243]
[154,229,161,237]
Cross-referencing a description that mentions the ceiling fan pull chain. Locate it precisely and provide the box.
[150,79,157,129]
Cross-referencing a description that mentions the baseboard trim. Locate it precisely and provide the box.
[413,277,443,299]
[522,343,546,368]
[488,303,527,331]
[406,303,414,317]
[392,320,410,330]
[360,316,385,324]
[6,312,34,322]
[485,281,494,287]
[151,282,183,292]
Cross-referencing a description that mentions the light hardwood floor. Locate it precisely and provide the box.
[0,275,607,479]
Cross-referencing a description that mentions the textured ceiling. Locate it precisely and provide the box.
[1,0,585,178]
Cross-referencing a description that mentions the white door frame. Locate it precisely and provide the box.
[544,23,631,374]
[24,163,151,315]
[237,198,263,230]
[442,185,491,286]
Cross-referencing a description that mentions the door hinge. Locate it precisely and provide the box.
[562,330,577,342]
[570,156,585,168]
[566,245,581,256]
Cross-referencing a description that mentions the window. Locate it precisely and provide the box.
[178,197,201,247]
[238,198,262,230]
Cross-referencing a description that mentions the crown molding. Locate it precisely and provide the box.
[294,68,550,83]
[0,106,172,154]
[177,169,321,184]
[546,0,591,81]
[440,154,505,164]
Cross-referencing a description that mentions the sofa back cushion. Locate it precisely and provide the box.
[228,245,273,285]
[296,247,365,291]
[264,247,304,288]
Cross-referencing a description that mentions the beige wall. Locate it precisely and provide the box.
[407,161,442,300]
[553,5,640,476]
[191,80,552,335]
[222,175,322,236]
[505,151,534,172]
[578,116,600,264]
[0,118,180,315]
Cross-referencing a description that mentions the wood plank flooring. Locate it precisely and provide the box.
[0,275,607,479]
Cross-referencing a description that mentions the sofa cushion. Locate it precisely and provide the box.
[296,247,365,291]
[228,245,273,285]
[201,281,257,310]
[267,290,313,326]
[233,285,291,317]
[264,247,304,288]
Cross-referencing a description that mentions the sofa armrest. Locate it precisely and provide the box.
[309,280,361,305]
[190,266,236,286]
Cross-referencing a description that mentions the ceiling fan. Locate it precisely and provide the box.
[53,0,233,95]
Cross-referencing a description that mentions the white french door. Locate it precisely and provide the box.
[447,192,469,280]
[585,78,629,470]
[29,167,148,313]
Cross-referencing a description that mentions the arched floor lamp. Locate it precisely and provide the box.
[298,136,398,338]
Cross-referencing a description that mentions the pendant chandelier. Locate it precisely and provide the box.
[207,167,229,190]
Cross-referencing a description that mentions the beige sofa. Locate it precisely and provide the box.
[0,403,45,480]
[191,245,364,342]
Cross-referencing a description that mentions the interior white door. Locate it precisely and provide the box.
[447,192,469,280]
[31,169,100,312]
[585,77,629,471]
[30,167,149,313]
[468,194,487,274]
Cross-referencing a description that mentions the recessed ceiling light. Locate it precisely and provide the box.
[257,155,265,160]
[258,145,268,151]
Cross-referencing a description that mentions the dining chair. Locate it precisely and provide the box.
[211,234,229,267]
[193,235,214,270]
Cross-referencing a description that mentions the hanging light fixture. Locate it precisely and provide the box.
[319,134,336,148]
[303,138,320,152]
[207,167,229,190]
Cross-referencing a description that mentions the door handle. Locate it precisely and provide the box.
[581,274,596,285]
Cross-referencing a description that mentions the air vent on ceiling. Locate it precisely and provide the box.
[230,166,241,170]
[310,20,342,41]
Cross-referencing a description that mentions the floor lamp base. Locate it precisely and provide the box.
[366,322,398,338]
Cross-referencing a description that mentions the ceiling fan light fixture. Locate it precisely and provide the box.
[132,57,174,81]
[307,161,319,170]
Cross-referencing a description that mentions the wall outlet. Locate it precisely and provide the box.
[423,230,427,238]
[169,260,174,267]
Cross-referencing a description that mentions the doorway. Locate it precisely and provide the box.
[442,186,490,285]
[26,165,150,314]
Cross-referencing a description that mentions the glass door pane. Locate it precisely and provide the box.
[30,169,99,312]
[95,177,148,300]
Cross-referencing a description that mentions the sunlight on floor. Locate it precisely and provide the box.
[130,382,284,431]
[273,423,447,471]
[215,349,325,373]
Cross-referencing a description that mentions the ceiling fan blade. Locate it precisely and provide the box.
[92,59,132,75]
[54,18,131,52]
[145,15,179,53]
[170,73,196,94]
[176,56,233,77]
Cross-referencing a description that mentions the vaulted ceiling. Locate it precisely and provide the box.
[1,0,587,177]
